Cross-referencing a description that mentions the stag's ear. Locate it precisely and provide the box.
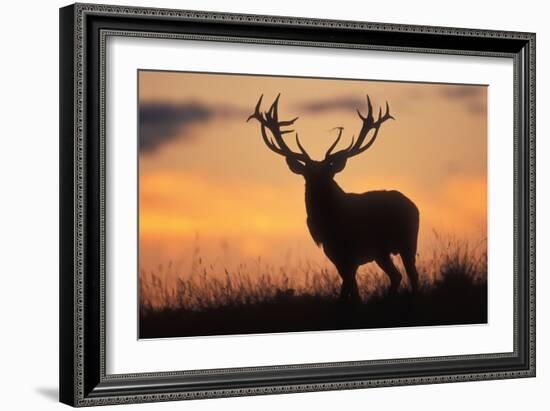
[286,158,306,175]
[329,156,347,174]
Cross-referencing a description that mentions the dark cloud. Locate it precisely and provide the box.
[467,101,486,115]
[296,96,366,114]
[139,102,247,154]
[139,103,212,153]
[440,85,486,100]
[439,85,486,116]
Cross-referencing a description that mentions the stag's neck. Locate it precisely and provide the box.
[304,179,345,216]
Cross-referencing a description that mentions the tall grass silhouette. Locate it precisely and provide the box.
[139,234,487,338]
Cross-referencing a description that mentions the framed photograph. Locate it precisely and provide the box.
[59,3,535,407]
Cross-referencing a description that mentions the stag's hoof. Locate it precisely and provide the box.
[387,287,400,298]
[350,295,362,306]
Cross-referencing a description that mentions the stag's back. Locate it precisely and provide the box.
[307,188,419,263]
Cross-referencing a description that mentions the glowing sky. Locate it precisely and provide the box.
[138,70,487,275]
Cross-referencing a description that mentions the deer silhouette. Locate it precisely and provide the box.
[247,94,420,302]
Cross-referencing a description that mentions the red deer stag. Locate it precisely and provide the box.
[247,94,420,302]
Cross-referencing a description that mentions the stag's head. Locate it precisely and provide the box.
[247,94,394,186]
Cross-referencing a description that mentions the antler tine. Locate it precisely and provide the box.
[279,116,299,127]
[375,101,394,124]
[347,135,355,151]
[247,94,264,122]
[324,134,356,162]
[355,95,374,124]
[385,101,395,121]
[366,95,374,123]
[259,126,286,156]
[295,133,311,159]
[267,93,281,122]
[325,127,344,159]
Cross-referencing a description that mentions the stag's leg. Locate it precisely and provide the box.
[337,264,360,303]
[349,276,360,302]
[401,252,419,293]
[375,254,402,295]
[339,279,351,301]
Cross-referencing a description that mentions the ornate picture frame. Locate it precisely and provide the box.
[59,3,535,407]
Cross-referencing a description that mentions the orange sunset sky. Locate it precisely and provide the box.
[138,70,487,277]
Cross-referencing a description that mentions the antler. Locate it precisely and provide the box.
[326,95,394,161]
[247,94,311,162]
[324,127,356,159]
